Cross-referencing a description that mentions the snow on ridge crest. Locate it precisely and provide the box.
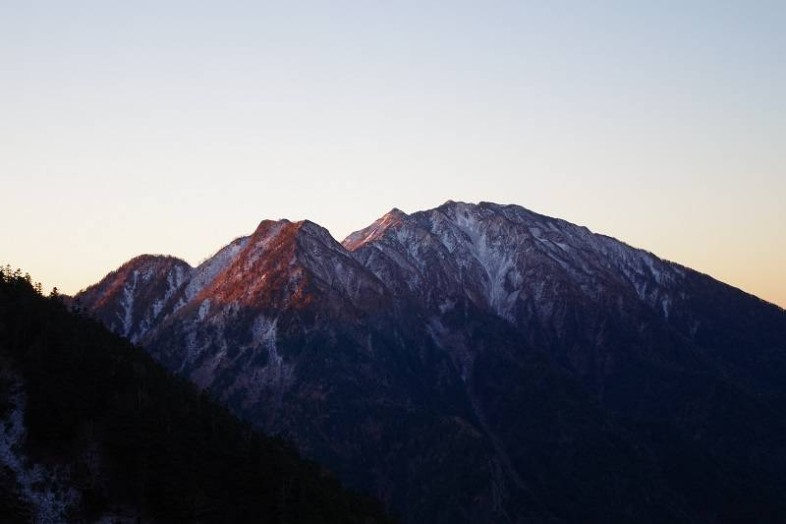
[342,208,409,252]
[185,236,250,301]
[81,201,691,344]
[344,201,686,321]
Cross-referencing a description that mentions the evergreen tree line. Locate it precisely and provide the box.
[0,266,391,523]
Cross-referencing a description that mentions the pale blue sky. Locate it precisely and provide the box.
[1,1,784,306]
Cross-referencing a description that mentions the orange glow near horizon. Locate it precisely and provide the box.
[1,2,784,309]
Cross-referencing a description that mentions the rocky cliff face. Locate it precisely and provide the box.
[76,254,192,343]
[78,201,786,523]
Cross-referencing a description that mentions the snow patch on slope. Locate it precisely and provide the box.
[427,317,474,383]
[251,315,293,393]
[0,377,79,523]
[119,270,143,338]
[449,205,523,320]
[136,264,191,343]
[198,299,211,321]
[186,237,250,301]
[214,315,295,411]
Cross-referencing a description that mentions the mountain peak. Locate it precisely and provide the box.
[386,207,407,219]
[77,254,192,342]
[433,199,530,217]
[252,218,336,244]
[296,219,340,245]
[252,218,293,236]
[120,253,191,271]
[75,200,786,524]
[342,208,411,251]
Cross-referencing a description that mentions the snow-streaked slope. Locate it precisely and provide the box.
[185,235,250,302]
[76,200,786,524]
[77,255,193,343]
[0,375,79,522]
[344,201,685,323]
[126,219,389,406]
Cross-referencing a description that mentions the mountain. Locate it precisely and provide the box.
[77,201,786,523]
[0,268,391,523]
[74,254,192,344]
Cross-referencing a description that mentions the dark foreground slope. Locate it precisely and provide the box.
[77,202,786,523]
[0,269,391,523]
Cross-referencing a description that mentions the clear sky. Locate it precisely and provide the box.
[1,1,784,308]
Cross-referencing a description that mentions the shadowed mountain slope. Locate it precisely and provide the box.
[0,268,392,523]
[78,201,786,523]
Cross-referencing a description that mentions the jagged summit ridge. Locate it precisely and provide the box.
[341,200,685,320]
[77,201,716,346]
[75,201,786,524]
[77,200,748,351]
[342,207,409,251]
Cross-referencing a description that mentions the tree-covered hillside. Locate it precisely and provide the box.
[0,267,391,523]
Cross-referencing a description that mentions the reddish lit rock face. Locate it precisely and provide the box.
[78,201,786,524]
[79,219,389,342]
[76,255,192,343]
[191,220,317,310]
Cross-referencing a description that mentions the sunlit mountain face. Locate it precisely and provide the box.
[78,201,786,524]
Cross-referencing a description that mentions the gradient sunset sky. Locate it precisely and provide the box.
[2,1,784,307]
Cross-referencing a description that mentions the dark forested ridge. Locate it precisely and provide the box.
[0,267,392,523]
